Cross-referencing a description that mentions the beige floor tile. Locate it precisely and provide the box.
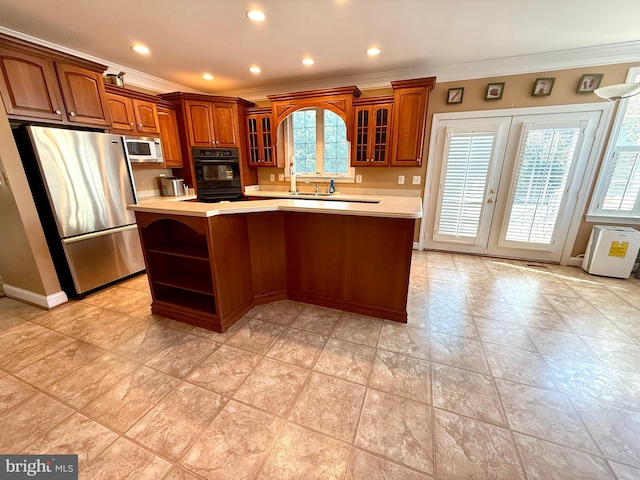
[251,300,306,325]
[561,313,635,344]
[544,356,639,410]
[432,362,507,426]
[483,343,557,390]
[510,306,572,332]
[82,366,180,432]
[581,337,640,374]
[474,316,536,351]
[226,319,286,354]
[610,462,640,480]
[111,323,185,363]
[127,382,226,460]
[543,294,602,316]
[29,301,100,330]
[527,327,602,364]
[258,423,352,479]
[266,327,328,368]
[591,301,640,323]
[145,333,219,378]
[314,338,375,385]
[0,392,73,452]
[434,409,525,480]
[332,313,383,347]
[430,332,489,374]
[45,353,139,409]
[356,389,434,474]
[23,412,118,468]
[514,433,615,480]
[496,379,598,454]
[58,310,150,350]
[0,374,38,410]
[181,401,283,480]
[291,305,342,335]
[0,311,28,334]
[189,315,248,343]
[81,436,171,480]
[290,372,365,442]
[186,344,261,395]
[428,312,479,340]
[571,398,640,468]
[233,357,309,416]
[346,449,433,480]
[378,321,430,360]
[99,289,153,315]
[0,329,74,373]
[164,468,202,480]
[368,350,431,403]
[0,298,48,320]
[14,340,104,388]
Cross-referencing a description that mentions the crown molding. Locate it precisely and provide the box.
[220,40,640,101]
[0,26,202,94]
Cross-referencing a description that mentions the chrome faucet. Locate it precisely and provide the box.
[305,181,319,195]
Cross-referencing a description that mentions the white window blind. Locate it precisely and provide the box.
[435,131,494,242]
[589,67,640,220]
[504,125,580,245]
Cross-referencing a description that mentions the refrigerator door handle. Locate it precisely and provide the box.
[63,224,138,244]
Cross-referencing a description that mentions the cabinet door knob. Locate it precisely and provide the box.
[69,112,76,117]
[130,122,134,126]
[55,109,61,115]
[138,124,143,127]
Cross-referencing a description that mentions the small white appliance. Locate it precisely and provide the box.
[123,136,163,164]
[582,225,640,279]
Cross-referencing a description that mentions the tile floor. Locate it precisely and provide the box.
[0,251,639,479]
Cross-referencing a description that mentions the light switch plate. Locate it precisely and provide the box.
[278,174,285,181]
[412,176,421,185]
[269,174,275,181]
[397,175,405,185]
[356,174,362,183]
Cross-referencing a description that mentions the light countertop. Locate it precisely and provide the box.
[129,195,422,219]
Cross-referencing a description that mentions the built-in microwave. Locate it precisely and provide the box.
[123,136,163,164]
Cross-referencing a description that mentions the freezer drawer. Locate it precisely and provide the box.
[62,225,145,294]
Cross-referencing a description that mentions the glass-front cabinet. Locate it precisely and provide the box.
[352,98,393,166]
[246,108,274,166]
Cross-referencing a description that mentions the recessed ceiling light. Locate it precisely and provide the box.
[131,44,150,55]
[367,47,381,56]
[202,74,214,81]
[246,9,266,21]
[249,66,261,74]
[301,58,315,66]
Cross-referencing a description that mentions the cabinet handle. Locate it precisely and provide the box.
[130,122,134,126]
[138,124,143,127]
[55,110,61,115]
[69,112,76,117]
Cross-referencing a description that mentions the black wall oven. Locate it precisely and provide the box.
[193,147,242,202]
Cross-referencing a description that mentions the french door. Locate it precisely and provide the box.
[424,109,604,262]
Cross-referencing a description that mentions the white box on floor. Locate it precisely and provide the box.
[582,225,640,278]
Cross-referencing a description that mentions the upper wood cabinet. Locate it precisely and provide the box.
[351,97,393,167]
[104,86,159,135]
[157,105,183,168]
[245,108,275,167]
[389,77,435,167]
[0,34,110,127]
[184,100,239,147]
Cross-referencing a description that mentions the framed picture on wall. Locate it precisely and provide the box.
[576,74,603,93]
[532,77,555,97]
[485,82,505,100]
[447,87,464,104]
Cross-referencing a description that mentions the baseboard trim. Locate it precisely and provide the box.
[567,256,584,267]
[2,284,68,309]
[413,242,421,250]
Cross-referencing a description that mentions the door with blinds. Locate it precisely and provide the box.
[425,110,602,262]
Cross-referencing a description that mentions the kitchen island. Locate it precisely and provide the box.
[129,196,421,332]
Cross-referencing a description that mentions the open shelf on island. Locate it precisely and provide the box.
[152,284,216,314]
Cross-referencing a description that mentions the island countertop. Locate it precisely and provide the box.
[128,195,423,219]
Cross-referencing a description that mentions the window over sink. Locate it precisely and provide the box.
[283,108,354,181]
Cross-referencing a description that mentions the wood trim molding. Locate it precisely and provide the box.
[159,91,255,108]
[104,84,161,104]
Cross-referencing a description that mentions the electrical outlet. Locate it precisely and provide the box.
[397,175,405,185]
[269,174,275,181]
[278,173,285,181]
[356,174,362,184]
[412,176,421,185]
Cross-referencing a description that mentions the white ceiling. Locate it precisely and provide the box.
[1,0,640,98]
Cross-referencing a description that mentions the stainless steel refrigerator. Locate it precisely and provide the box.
[25,126,145,295]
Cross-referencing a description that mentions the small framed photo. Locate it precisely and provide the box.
[446,87,464,104]
[532,77,555,97]
[577,74,603,93]
[485,82,505,100]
